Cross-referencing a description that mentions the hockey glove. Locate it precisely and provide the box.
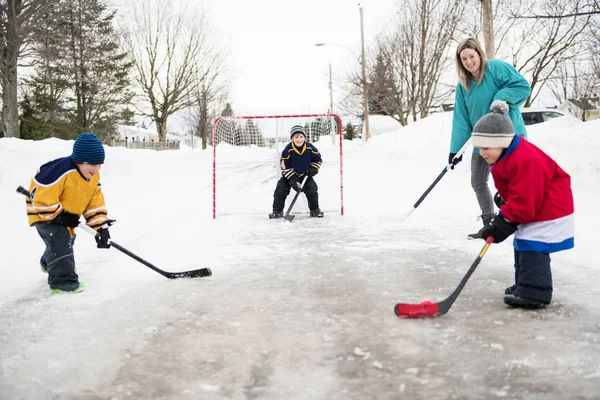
[291,181,303,193]
[95,228,111,249]
[307,166,318,177]
[289,175,302,193]
[448,152,463,170]
[51,210,81,228]
[480,214,519,243]
[494,192,506,208]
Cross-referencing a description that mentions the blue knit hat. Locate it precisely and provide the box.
[71,133,105,164]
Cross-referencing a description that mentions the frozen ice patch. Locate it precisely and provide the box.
[200,384,220,392]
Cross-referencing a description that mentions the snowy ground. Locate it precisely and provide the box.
[1,112,599,399]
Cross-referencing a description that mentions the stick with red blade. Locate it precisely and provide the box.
[394,236,493,319]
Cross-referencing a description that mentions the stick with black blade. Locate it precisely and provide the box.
[398,139,471,221]
[283,175,308,222]
[394,236,493,318]
[17,186,211,279]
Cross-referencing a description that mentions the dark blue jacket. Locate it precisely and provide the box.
[280,142,322,180]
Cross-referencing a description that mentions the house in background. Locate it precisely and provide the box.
[113,125,182,150]
[559,97,600,122]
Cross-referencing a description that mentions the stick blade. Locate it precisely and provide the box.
[394,301,440,319]
[165,267,212,279]
[283,214,295,222]
[397,207,416,221]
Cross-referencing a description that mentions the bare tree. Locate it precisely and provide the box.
[510,0,599,18]
[123,0,211,142]
[189,49,229,150]
[375,0,465,124]
[481,0,496,58]
[498,0,594,106]
[547,60,597,103]
[0,0,53,138]
[589,12,600,87]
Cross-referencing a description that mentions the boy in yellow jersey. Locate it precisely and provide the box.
[26,133,113,293]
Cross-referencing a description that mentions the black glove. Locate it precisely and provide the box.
[480,214,519,243]
[307,166,318,177]
[95,228,111,249]
[289,175,302,192]
[448,153,463,170]
[494,192,506,208]
[51,210,81,228]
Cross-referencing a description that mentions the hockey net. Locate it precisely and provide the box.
[212,113,344,218]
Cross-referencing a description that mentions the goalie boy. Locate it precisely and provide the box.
[269,125,324,218]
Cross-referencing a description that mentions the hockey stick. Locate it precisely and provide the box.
[283,175,309,222]
[17,186,212,279]
[398,139,471,221]
[394,236,493,318]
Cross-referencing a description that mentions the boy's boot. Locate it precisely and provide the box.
[504,284,517,295]
[309,209,324,218]
[269,211,283,219]
[50,282,85,294]
[468,213,496,240]
[503,294,547,309]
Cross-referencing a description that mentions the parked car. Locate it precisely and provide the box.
[520,108,565,126]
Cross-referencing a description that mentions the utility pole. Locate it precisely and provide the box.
[328,62,334,113]
[481,0,495,59]
[359,5,370,141]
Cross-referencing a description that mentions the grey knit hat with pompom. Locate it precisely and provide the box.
[472,100,515,149]
[290,125,306,139]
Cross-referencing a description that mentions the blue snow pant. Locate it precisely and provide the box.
[512,249,552,304]
[35,223,80,291]
[272,176,319,213]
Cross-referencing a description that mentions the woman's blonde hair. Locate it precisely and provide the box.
[456,37,487,91]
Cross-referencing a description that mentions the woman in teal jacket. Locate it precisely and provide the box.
[449,37,531,239]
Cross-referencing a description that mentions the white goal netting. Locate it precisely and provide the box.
[211,114,344,218]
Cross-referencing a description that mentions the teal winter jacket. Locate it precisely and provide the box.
[450,59,531,154]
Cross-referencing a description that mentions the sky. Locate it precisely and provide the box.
[1,112,600,398]
[114,0,398,130]
[205,0,397,116]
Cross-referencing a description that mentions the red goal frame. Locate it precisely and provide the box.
[211,113,344,219]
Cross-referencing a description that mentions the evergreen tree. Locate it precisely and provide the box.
[343,123,357,141]
[24,0,133,141]
[368,50,398,117]
[221,103,234,116]
[244,119,264,146]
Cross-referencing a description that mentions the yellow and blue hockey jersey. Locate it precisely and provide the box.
[280,142,322,180]
[26,157,110,234]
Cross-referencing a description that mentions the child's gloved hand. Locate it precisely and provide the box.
[289,175,302,192]
[480,214,518,243]
[291,181,302,192]
[307,166,318,176]
[95,228,111,249]
[51,210,80,228]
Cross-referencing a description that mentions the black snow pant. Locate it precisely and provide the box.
[272,176,319,213]
[36,223,80,291]
[512,249,553,304]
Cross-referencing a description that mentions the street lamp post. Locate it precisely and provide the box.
[328,61,333,114]
[315,10,371,141]
[358,6,370,141]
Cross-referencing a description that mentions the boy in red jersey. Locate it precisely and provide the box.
[473,101,574,309]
